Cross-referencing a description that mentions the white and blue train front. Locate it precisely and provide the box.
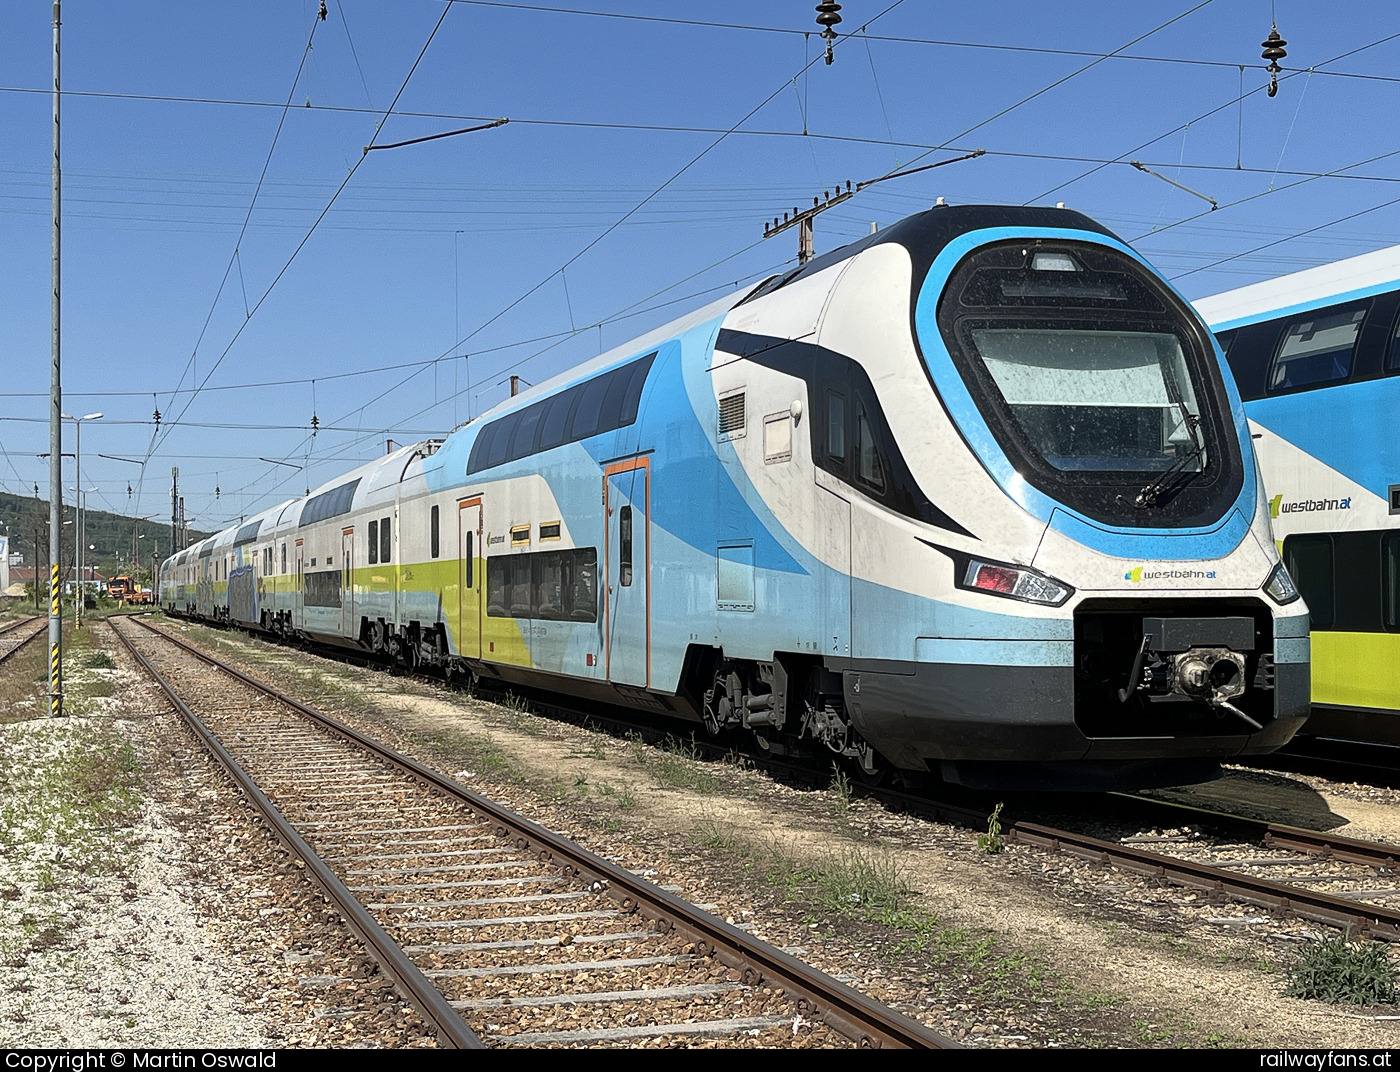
[160,203,1310,790]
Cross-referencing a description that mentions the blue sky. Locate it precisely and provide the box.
[1,1,1394,537]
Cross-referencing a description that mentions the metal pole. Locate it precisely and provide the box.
[48,0,63,717]
[74,424,82,629]
[171,467,179,553]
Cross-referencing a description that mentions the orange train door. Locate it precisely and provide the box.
[457,499,483,660]
[295,539,305,630]
[341,528,355,638]
[604,457,650,687]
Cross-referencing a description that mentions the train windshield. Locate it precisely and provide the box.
[937,239,1240,527]
[966,326,1205,473]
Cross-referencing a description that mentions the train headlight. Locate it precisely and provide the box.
[1262,562,1300,605]
[960,558,1074,607]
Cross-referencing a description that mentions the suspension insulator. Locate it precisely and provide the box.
[815,1,841,64]
[1262,24,1287,97]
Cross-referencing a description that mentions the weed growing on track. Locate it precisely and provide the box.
[1287,932,1398,1005]
[693,823,1050,1003]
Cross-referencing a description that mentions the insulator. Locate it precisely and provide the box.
[152,407,161,425]
[215,486,221,499]
[823,190,830,200]
[815,2,840,64]
[815,1,841,30]
[311,413,320,434]
[1261,25,1287,62]
[813,196,820,206]
[318,1,327,19]
[1263,23,1286,97]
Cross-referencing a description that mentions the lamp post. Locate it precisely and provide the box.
[61,411,100,627]
[68,482,96,627]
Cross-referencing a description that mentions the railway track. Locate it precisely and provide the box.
[107,615,954,1050]
[0,616,44,667]
[160,613,1400,946]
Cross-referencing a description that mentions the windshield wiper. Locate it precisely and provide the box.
[1134,414,1205,508]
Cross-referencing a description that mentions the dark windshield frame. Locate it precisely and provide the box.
[936,240,1243,528]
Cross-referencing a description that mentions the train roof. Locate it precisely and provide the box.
[463,283,766,427]
[1194,244,1400,330]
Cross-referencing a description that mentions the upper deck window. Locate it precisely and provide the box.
[1388,308,1400,374]
[1267,303,1367,392]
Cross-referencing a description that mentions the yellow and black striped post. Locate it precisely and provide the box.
[49,561,62,717]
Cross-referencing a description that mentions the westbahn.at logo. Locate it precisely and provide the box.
[1125,566,1217,583]
[1269,493,1351,518]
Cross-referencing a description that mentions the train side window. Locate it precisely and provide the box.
[618,358,651,424]
[535,551,563,619]
[570,548,598,621]
[567,376,613,442]
[380,517,392,564]
[855,398,886,493]
[510,556,532,617]
[508,406,544,462]
[538,390,577,451]
[1283,534,1335,630]
[619,506,633,586]
[826,392,846,462]
[1268,302,1369,392]
[1384,532,1400,631]
[368,520,378,565]
[486,557,508,617]
[597,366,634,432]
[483,418,514,469]
[430,505,440,559]
[1389,310,1400,374]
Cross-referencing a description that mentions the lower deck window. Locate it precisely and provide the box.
[304,569,343,608]
[487,548,597,622]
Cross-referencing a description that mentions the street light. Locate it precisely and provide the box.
[61,412,101,627]
[67,482,97,628]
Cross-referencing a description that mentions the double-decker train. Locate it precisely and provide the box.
[1196,245,1400,745]
[160,203,1310,790]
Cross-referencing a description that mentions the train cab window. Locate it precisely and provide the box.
[1384,532,1400,631]
[430,505,440,559]
[1214,329,1236,357]
[1388,311,1400,374]
[1268,302,1368,392]
[368,520,379,565]
[855,399,886,493]
[619,506,633,586]
[380,517,391,564]
[826,392,846,462]
[1283,534,1335,630]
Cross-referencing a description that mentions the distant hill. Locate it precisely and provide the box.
[0,491,212,579]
